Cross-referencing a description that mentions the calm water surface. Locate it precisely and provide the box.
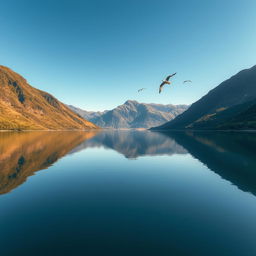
[0,130,256,256]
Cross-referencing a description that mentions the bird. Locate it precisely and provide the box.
[138,88,146,92]
[183,80,192,84]
[159,73,177,93]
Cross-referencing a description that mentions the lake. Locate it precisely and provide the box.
[0,130,256,256]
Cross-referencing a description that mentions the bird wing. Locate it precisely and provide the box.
[166,72,177,81]
[183,80,192,83]
[159,82,166,93]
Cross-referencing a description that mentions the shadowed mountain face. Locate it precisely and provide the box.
[72,130,187,159]
[0,131,98,194]
[0,65,98,130]
[163,131,256,196]
[69,100,188,129]
[216,99,256,129]
[153,65,256,130]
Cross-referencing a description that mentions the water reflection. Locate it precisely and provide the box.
[164,131,256,196]
[0,131,98,194]
[73,130,187,158]
[0,130,186,194]
[1,130,256,255]
[1,130,256,196]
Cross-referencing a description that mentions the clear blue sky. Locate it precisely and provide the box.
[1,0,256,111]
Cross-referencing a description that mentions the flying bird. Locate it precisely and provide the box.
[138,88,146,92]
[183,80,192,84]
[159,73,177,93]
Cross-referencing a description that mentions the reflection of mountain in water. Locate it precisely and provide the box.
[0,131,97,194]
[4,130,254,197]
[73,130,187,159]
[164,131,256,196]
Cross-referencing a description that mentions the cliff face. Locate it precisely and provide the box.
[0,65,98,130]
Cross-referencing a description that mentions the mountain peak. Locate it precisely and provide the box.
[124,100,139,105]
[69,101,188,129]
[0,65,27,85]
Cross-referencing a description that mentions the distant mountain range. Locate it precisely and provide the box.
[0,65,98,130]
[69,100,188,129]
[153,65,256,130]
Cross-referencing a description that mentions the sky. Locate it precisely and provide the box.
[1,0,256,111]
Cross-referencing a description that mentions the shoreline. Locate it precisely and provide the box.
[1,128,256,133]
[150,129,256,133]
[0,129,101,132]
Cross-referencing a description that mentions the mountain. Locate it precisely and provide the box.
[68,105,108,121]
[69,100,188,129]
[0,131,98,194]
[216,100,256,129]
[0,65,98,130]
[152,65,256,130]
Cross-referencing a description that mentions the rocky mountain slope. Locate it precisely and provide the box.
[69,100,188,129]
[153,65,256,130]
[0,65,98,130]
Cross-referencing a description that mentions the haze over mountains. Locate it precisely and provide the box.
[153,65,256,130]
[0,66,98,130]
[69,101,188,129]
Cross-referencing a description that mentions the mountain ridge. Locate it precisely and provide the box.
[69,100,188,129]
[0,65,98,130]
[152,65,256,130]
